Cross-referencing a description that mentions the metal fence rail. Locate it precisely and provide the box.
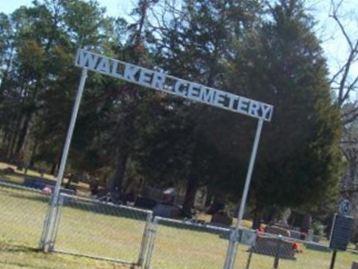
[145,216,231,269]
[0,180,355,269]
[53,193,152,265]
[0,180,49,248]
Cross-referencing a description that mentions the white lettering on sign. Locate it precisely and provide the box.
[75,49,274,121]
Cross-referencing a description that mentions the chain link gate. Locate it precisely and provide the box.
[144,216,232,269]
[45,193,152,266]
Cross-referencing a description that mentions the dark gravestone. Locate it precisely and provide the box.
[250,236,296,260]
[211,211,233,227]
[352,262,358,269]
[134,196,157,209]
[24,177,49,189]
[329,214,354,251]
[250,226,296,260]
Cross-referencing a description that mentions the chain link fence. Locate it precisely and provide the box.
[53,193,152,265]
[144,216,231,269]
[0,181,49,248]
[232,230,355,269]
[0,180,356,269]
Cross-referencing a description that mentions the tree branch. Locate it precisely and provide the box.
[330,0,354,50]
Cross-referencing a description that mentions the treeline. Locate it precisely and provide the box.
[0,0,344,223]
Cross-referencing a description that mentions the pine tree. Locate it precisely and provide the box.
[226,0,344,226]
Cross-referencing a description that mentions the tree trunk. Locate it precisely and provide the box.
[2,127,10,146]
[50,148,61,175]
[182,175,199,216]
[205,188,214,207]
[29,137,39,168]
[252,206,264,230]
[50,160,57,175]
[252,210,262,230]
[14,113,32,157]
[107,152,128,203]
[7,127,19,160]
[6,113,22,159]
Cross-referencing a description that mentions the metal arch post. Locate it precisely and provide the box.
[41,68,88,252]
[236,118,264,230]
[226,118,264,269]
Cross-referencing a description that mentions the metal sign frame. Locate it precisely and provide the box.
[42,49,274,262]
[75,49,273,121]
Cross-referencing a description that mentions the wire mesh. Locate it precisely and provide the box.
[54,193,152,264]
[0,181,50,248]
[149,217,231,269]
[233,231,356,269]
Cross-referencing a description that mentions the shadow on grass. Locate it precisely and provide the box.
[0,242,40,254]
[55,250,138,269]
[0,241,136,269]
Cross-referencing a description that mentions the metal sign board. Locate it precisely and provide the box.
[75,49,274,121]
[329,214,354,251]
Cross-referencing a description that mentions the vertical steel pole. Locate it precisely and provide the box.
[227,119,263,269]
[138,212,153,266]
[144,217,158,269]
[223,229,238,269]
[329,250,337,269]
[42,68,88,252]
[50,194,64,251]
[273,236,282,269]
[245,248,253,269]
[236,119,264,230]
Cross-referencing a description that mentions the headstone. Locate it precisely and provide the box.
[266,225,291,237]
[250,236,296,259]
[211,211,233,226]
[352,262,358,269]
[329,214,354,251]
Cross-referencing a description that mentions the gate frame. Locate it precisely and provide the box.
[44,192,153,265]
[41,49,273,268]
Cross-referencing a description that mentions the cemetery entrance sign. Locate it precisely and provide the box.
[75,49,273,121]
[43,49,274,269]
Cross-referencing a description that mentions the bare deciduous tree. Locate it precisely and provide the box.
[329,0,358,125]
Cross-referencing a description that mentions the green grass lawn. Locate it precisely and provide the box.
[0,180,356,269]
[150,223,357,269]
[0,183,148,263]
[0,243,133,269]
[55,196,148,262]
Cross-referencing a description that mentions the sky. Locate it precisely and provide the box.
[1,0,357,97]
[0,0,133,18]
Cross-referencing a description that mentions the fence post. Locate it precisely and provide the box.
[39,202,51,249]
[41,68,88,252]
[273,235,282,269]
[144,217,159,269]
[39,194,64,252]
[223,229,238,269]
[49,194,64,251]
[138,212,153,266]
[245,247,253,269]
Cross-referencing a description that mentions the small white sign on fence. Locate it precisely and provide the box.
[75,49,273,121]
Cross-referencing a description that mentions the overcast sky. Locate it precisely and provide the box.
[1,0,357,98]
